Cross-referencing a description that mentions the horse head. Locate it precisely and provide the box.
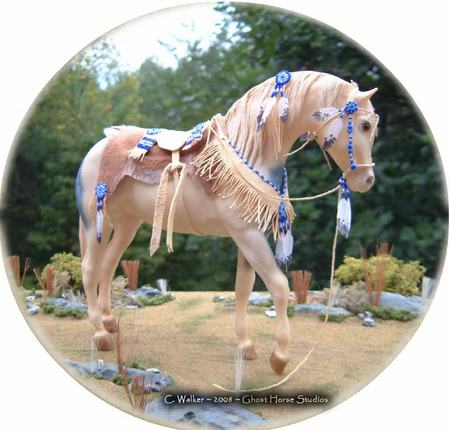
[315,87,379,193]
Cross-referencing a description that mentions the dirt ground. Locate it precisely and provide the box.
[26,291,421,428]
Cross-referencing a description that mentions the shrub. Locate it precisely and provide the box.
[43,252,82,291]
[334,255,425,296]
[137,293,174,307]
[366,305,415,321]
[319,312,347,323]
[287,302,295,318]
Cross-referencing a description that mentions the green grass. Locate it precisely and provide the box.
[177,297,203,311]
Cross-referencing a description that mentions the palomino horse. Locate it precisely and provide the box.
[76,71,377,375]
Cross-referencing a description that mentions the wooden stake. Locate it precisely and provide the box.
[121,260,140,290]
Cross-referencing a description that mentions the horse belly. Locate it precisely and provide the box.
[108,176,230,237]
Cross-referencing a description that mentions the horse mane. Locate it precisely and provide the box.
[224,71,358,165]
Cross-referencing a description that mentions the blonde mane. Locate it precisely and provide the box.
[224,71,358,165]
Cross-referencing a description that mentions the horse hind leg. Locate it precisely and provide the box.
[81,222,114,351]
[97,216,142,333]
[235,250,257,360]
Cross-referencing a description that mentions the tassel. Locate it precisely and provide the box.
[127,145,149,161]
[279,96,289,122]
[96,209,103,243]
[275,229,294,264]
[337,195,352,238]
[257,97,277,131]
[94,182,108,243]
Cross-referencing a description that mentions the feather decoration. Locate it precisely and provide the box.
[278,96,289,122]
[323,116,343,150]
[312,107,339,122]
[96,209,104,243]
[257,97,277,132]
[275,229,294,264]
[337,196,352,238]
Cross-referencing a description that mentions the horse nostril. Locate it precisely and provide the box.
[366,175,375,185]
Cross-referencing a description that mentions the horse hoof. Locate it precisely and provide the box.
[103,315,119,333]
[94,331,114,351]
[270,350,289,374]
[242,343,257,360]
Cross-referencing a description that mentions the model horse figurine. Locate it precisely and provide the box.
[76,70,378,375]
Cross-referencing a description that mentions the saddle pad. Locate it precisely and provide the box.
[97,126,208,196]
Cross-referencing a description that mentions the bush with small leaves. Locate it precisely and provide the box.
[43,252,82,291]
[319,312,347,323]
[335,255,426,296]
[365,305,415,321]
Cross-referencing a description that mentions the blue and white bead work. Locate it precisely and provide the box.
[337,101,359,238]
[183,122,208,150]
[228,139,293,265]
[137,128,162,152]
[95,182,108,243]
[257,70,292,131]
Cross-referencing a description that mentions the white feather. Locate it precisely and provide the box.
[312,107,339,121]
[96,210,103,243]
[275,230,294,263]
[323,116,343,150]
[257,97,277,131]
[127,146,148,161]
[337,197,352,238]
[278,96,289,122]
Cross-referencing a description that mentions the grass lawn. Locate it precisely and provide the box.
[26,291,421,428]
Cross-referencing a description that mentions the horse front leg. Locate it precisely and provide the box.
[235,250,257,360]
[227,223,291,374]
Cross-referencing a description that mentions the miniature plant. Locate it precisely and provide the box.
[335,255,425,296]
[287,302,295,318]
[319,312,347,323]
[365,305,415,321]
[43,252,82,291]
[137,293,174,307]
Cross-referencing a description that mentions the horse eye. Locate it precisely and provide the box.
[362,121,371,131]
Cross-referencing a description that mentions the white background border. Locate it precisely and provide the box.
[1,1,449,429]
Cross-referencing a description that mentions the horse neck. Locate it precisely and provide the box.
[253,98,325,184]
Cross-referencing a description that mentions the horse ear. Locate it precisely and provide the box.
[356,88,378,102]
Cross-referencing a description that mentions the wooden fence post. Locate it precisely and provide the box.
[291,270,312,304]
[121,260,140,290]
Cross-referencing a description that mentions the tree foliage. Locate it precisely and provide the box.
[1,5,447,291]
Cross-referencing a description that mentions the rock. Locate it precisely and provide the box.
[126,305,139,310]
[295,303,351,316]
[25,295,35,302]
[265,309,277,318]
[362,317,376,327]
[422,276,436,299]
[65,360,172,391]
[146,368,160,374]
[27,304,39,315]
[358,311,373,319]
[45,297,87,312]
[213,295,225,303]
[224,302,235,308]
[146,398,266,429]
[248,292,272,306]
[380,292,423,316]
[127,286,161,299]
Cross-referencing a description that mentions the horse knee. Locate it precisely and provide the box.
[268,273,289,305]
